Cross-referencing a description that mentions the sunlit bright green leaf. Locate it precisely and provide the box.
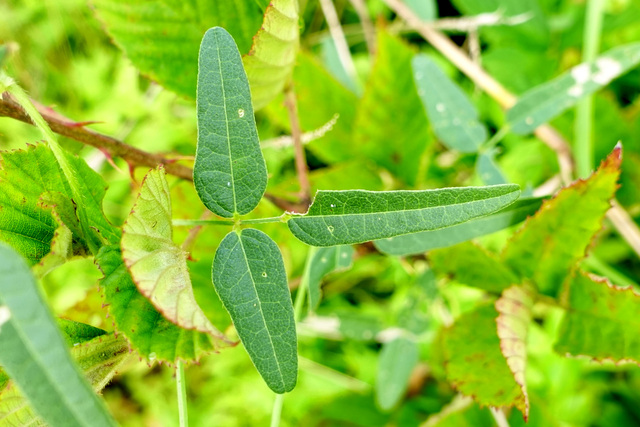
[430,242,519,293]
[353,31,430,185]
[502,147,621,296]
[289,185,520,247]
[96,245,219,363]
[194,27,268,218]
[412,54,486,153]
[375,336,419,411]
[443,304,525,414]
[507,43,640,134]
[92,0,263,97]
[495,284,536,420]
[243,0,299,110]
[374,197,543,256]
[555,272,640,363]
[122,168,227,339]
[0,243,117,427]
[212,229,297,393]
[308,245,355,312]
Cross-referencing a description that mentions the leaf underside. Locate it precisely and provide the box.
[213,229,297,393]
[288,185,520,246]
[194,27,268,218]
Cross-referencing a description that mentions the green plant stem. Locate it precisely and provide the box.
[583,256,638,289]
[575,0,606,179]
[481,126,508,152]
[173,215,291,227]
[176,361,188,427]
[270,393,285,427]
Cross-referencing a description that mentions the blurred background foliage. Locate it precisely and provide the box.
[1,0,640,425]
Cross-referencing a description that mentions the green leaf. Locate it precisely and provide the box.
[430,242,519,293]
[243,0,300,110]
[502,147,621,296]
[0,243,116,427]
[375,336,419,411]
[194,27,268,218]
[288,185,521,247]
[0,144,119,266]
[412,55,486,153]
[555,272,640,363]
[0,332,131,426]
[507,43,640,134]
[122,168,227,341]
[422,398,494,427]
[212,229,297,393]
[495,284,536,420]
[308,245,355,312]
[352,31,430,185]
[443,304,525,414]
[405,0,437,21]
[374,197,543,256]
[476,149,507,185]
[96,245,219,363]
[92,0,263,98]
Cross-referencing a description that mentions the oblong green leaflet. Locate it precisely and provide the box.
[0,244,116,427]
[374,197,543,256]
[194,27,268,218]
[507,43,640,134]
[412,54,486,153]
[212,229,297,393]
[288,185,520,247]
[375,336,419,411]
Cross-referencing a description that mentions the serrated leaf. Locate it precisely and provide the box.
[555,272,640,363]
[0,243,116,427]
[92,0,263,98]
[430,242,519,293]
[243,0,299,110]
[507,43,640,134]
[374,197,543,256]
[122,168,227,341]
[352,31,430,185]
[495,284,535,420]
[0,144,120,266]
[212,229,297,393]
[288,185,520,247]
[375,336,419,411]
[96,245,219,363]
[194,27,268,218]
[443,304,525,414]
[502,147,621,296]
[0,332,131,427]
[412,55,486,153]
[308,245,355,312]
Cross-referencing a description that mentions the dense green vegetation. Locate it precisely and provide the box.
[1,0,640,426]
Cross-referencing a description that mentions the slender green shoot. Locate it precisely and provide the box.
[481,126,509,152]
[176,361,188,427]
[173,214,292,227]
[575,0,606,178]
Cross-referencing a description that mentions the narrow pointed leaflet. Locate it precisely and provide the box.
[121,168,227,341]
[288,185,520,246]
[213,229,297,393]
[194,27,268,218]
[0,243,117,427]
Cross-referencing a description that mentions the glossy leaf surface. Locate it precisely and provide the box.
[502,147,621,295]
[413,54,486,153]
[122,168,226,338]
[194,27,268,218]
[0,244,116,427]
[92,0,263,97]
[374,197,543,256]
[288,185,520,246]
[213,229,297,393]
